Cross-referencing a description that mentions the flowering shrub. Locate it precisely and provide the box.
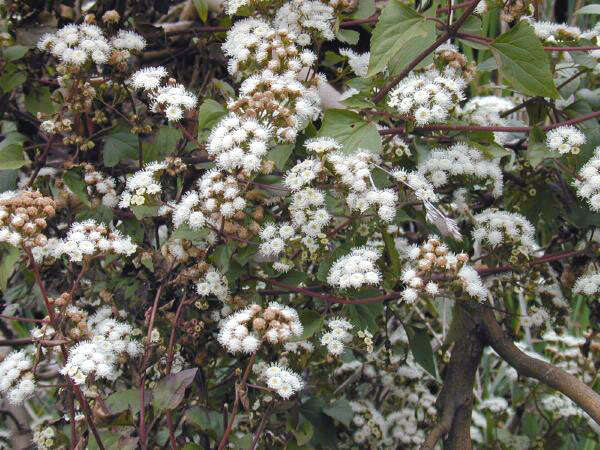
[1,0,600,449]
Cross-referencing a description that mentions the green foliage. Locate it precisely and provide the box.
[318,109,381,153]
[368,1,435,77]
[490,21,559,98]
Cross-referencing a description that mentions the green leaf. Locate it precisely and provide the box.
[0,170,17,192]
[266,144,293,170]
[185,407,224,440]
[352,0,376,19]
[368,1,435,77]
[525,142,556,168]
[172,224,211,241]
[131,205,159,220]
[143,126,181,162]
[345,296,383,333]
[318,109,381,154]
[105,389,148,416]
[576,4,600,14]
[152,368,197,411]
[0,245,19,291]
[212,243,236,272]
[292,416,314,446]
[0,144,26,169]
[406,324,437,378]
[381,227,400,277]
[3,45,29,62]
[181,444,202,450]
[103,131,138,167]
[298,398,337,447]
[63,169,91,207]
[298,310,324,340]
[322,397,353,427]
[490,21,559,98]
[192,0,208,21]
[0,69,26,93]
[25,86,58,115]
[197,99,227,141]
[336,29,359,45]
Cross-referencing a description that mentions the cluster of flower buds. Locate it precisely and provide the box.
[217,303,303,354]
[0,190,56,248]
[434,43,476,80]
[228,69,321,143]
[83,166,119,208]
[400,236,470,303]
[119,161,167,209]
[195,266,230,302]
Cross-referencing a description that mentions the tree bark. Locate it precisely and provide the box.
[421,307,484,450]
[472,303,600,425]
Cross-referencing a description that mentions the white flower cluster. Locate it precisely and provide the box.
[289,187,331,239]
[573,272,600,296]
[574,146,600,210]
[129,67,197,121]
[223,18,316,77]
[327,246,381,289]
[541,394,585,418]
[262,363,304,399]
[172,191,206,230]
[88,307,143,356]
[172,170,247,232]
[459,96,515,145]
[327,151,398,222]
[418,142,504,197]
[32,426,56,450]
[391,169,438,203]
[304,136,342,154]
[0,351,35,405]
[472,209,538,254]
[232,69,321,142]
[61,310,142,385]
[479,397,509,413]
[119,161,167,208]
[386,410,426,446]
[339,48,370,77]
[388,68,466,125]
[349,400,388,446]
[546,126,586,155]
[196,268,230,302]
[283,158,323,190]
[274,0,335,44]
[33,219,137,263]
[84,170,118,208]
[530,20,582,43]
[197,169,247,221]
[207,114,272,173]
[320,317,353,355]
[458,265,489,302]
[258,222,296,258]
[110,29,147,52]
[38,24,113,66]
[217,303,303,354]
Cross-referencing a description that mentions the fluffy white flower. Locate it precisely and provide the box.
[0,351,35,405]
[546,126,586,155]
[418,142,503,197]
[327,247,381,289]
[339,48,370,77]
[574,146,600,211]
[388,68,466,125]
